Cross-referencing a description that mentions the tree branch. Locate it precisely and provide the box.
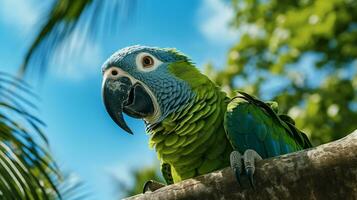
[125,130,357,200]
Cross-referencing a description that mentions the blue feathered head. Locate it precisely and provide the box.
[102,45,194,134]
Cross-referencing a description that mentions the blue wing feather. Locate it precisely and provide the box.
[224,92,312,158]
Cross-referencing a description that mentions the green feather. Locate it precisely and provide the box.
[171,136,187,148]
[175,159,203,174]
[164,134,179,146]
[168,61,210,89]
[198,158,222,174]
[206,136,227,160]
[187,120,205,135]
[175,123,195,136]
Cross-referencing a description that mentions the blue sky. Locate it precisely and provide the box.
[0,0,237,199]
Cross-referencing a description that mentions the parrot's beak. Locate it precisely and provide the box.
[102,76,154,134]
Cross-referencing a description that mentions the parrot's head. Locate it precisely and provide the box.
[102,45,195,134]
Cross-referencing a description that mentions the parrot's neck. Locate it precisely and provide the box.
[147,73,233,183]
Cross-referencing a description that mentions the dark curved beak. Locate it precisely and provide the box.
[102,76,154,134]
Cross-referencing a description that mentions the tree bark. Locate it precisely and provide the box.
[124,129,357,200]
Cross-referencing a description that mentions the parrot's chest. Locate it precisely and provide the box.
[148,111,232,183]
[147,88,232,182]
[172,132,231,182]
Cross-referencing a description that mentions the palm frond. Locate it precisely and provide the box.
[20,0,136,77]
[0,72,61,199]
[56,173,90,200]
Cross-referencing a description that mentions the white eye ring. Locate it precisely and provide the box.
[136,52,162,72]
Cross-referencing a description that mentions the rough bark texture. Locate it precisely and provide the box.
[124,129,357,200]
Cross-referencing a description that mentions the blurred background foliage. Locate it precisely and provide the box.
[0,73,86,199]
[206,0,357,145]
[0,73,61,199]
[21,0,135,76]
[116,166,164,197]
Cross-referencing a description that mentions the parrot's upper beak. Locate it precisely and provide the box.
[102,76,154,134]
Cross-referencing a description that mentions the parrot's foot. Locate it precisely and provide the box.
[143,180,166,193]
[243,149,262,189]
[230,149,262,189]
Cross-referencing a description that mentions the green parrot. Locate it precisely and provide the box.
[101,45,312,189]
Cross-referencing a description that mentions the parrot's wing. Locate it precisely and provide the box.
[161,163,174,185]
[224,91,312,158]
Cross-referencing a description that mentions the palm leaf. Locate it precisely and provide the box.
[0,72,61,199]
[20,0,136,76]
[56,173,90,200]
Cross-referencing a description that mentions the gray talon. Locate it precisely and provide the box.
[246,167,255,189]
[243,149,262,189]
[230,151,243,186]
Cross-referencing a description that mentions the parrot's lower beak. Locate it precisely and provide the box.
[102,76,154,134]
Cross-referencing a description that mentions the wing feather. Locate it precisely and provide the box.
[224,91,312,158]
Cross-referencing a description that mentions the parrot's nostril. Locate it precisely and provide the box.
[111,70,118,76]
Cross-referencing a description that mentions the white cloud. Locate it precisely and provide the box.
[0,0,40,32]
[197,0,239,44]
[51,30,103,80]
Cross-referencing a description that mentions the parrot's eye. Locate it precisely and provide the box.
[142,56,154,68]
[111,69,118,76]
[136,52,162,72]
[110,68,119,77]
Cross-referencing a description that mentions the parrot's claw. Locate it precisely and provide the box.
[243,149,262,189]
[246,168,255,189]
[143,180,166,193]
[230,149,262,189]
[230,151,243,186]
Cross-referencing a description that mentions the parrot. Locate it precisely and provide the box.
[101,45,312,189]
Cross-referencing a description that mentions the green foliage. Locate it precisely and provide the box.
[21,0,135,76]
[0,72,61,199]
[207,0,357,145]
[21,0,91,74]
[117,166,164,198]
[0,72,88,199]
